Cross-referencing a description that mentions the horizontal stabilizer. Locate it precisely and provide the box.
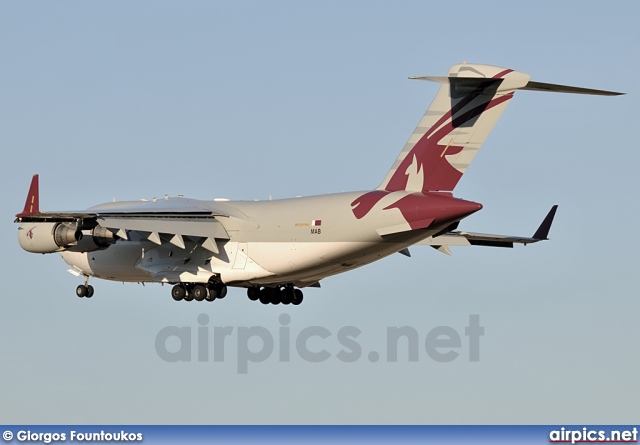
[522,81,623,96]
[411,75,624,96]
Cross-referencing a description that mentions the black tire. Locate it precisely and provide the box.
[193,285,208,301]
[270,288,282,305]
[258,289,270,305]
[206,287,218,302]
[282,287,293,305]
[86,285,94,298]
[217,285,227,299]
[247,287,259,301]
[171,285,185,301]
[184,288,195,302]
[76,285,87,298]
[292,289,303,305]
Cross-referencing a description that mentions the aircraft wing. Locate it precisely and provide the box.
[416,205,558,255]
[15,175,231,253]
[16,189,227,221]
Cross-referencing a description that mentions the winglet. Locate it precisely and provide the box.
[16,174,40,218]
[532,205,558,240]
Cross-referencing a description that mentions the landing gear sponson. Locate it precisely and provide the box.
[247,285,303,306]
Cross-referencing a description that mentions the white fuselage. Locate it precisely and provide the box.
[58,191,469,288]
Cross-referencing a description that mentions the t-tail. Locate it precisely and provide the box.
[378,63,622,193]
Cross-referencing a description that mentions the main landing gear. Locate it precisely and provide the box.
[76,276,94,298]
[247,285,303,306]
[171,281,228,303]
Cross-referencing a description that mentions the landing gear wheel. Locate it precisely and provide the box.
[270,288,282,305]
[292,289,303,305]
[217,285,227,299]
[184,288,195,302]
[171,285,186,301]
[258,289,270,305]
[247,287,259,301]
[206,287,218,302]
[86,285,94,298]
[76,285,87,298]
[193,285,208,301]
[281,287,293,305]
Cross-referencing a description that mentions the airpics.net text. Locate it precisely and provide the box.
[155,314,484,374]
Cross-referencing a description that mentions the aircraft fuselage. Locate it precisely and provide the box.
[58,190,481,288]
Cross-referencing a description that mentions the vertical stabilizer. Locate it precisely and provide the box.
[378,64,531,192]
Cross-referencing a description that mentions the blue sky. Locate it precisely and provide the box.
[0,1,638,424]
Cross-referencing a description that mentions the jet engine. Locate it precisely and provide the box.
[18,222,117,254]
[67,225,118,252]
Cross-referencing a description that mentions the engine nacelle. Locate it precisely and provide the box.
[18,222,81,254]
[18,223,118,254]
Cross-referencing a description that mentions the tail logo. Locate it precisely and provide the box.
[383,91,513,195]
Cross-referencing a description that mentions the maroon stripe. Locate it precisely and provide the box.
[384,92,513,193]
[493,69,513,79]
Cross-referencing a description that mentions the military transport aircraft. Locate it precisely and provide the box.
[15,64,621,305]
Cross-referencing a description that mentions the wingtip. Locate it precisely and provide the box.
[532,205,558,240]
[16,174,40,218]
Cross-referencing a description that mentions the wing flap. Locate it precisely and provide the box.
[97,217,230,241]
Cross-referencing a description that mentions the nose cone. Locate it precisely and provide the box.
[433,197,483,225]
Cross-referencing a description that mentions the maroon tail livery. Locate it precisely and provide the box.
[16,174,39,218]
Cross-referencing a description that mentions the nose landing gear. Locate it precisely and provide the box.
[76,275,94,298]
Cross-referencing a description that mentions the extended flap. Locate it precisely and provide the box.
[97,217,230,240]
